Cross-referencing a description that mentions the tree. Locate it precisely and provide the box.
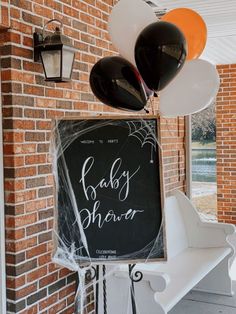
[192,103,216,142]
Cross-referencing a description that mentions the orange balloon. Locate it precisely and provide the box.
[161,8,207,60]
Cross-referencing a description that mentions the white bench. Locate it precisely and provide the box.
[100,190,236,314]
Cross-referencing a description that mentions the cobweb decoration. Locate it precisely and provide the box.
[127,120,157,163]
[51,118,165,314]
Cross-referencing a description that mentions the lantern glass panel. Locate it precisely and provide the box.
[62,46,75,79]
[41,49,61,79]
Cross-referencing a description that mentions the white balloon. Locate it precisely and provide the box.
[108,0,157,65]
[159,59,220,117]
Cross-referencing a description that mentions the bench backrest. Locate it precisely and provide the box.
[164,195,188,259]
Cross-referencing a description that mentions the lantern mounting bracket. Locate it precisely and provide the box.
[33,32,43,62]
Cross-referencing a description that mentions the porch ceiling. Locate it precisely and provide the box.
[147,0,236,65]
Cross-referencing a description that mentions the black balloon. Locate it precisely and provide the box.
[135,21,187,91]
[89,56,148,111]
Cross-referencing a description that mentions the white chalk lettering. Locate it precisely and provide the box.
[79,157,140,201]
[80,201,144,230]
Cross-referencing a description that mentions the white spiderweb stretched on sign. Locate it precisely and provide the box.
[127,120,158,163]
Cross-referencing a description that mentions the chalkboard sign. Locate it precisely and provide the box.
[55,117,166,264]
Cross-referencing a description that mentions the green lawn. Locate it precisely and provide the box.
[192,141,216,149]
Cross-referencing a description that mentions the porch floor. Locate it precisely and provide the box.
[170,262,236,313]
[170,282,236,313]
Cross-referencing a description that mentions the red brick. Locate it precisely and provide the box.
[20,305,38,314]
[35,98,56,108]
[6,228,25,240]
[48,300,67,314]
[59,268,71,278]
[25,199,47,213]
[4,179,24,192]
[39,272,58,288]
[38,252,52,266]
[34,4,53,18]
[27,266,47,283]
[16,283,37,299]
[11,46,33,59]
[39,293,58,311]
[7,213,37,228]
[23,36,33,47]
[10,120,35,130]
[25,154,46,165]
[24,85,44,96]
[26,243,48,259]
[48,263,61,273]
[0,5,10,28]
[7,236,37,253]
[59,283,76,298]
[14,144,37,155]
[6,190,36,203]
[23,61,43,73]
[44,0,62,11]
[45,89,64,98]
[7,275,26,289]
[4,132,24,143]
[26,222,47,236]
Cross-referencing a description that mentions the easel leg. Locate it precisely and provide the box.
[129,264,143,314]
[103,265,107,314]
[130,279,137,314]
[95,265,99,313]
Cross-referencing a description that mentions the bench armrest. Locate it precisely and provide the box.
[173,190,236,249]
[200,221,235,234]
[187,218,235,250]
[114,268,170,292]
[142,271,170,292]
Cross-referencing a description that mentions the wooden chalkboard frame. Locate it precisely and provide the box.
[53,115,166,264]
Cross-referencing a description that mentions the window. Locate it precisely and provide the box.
[186,103,217,221]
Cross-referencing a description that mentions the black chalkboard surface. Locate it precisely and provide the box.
[55,117,166,264]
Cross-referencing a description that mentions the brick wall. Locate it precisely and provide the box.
[0,0,10,29]
[0,1,186,313]
[160,117,185,194]
[216,64,236,224]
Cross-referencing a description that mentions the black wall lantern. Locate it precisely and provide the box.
[34,19,76,82]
